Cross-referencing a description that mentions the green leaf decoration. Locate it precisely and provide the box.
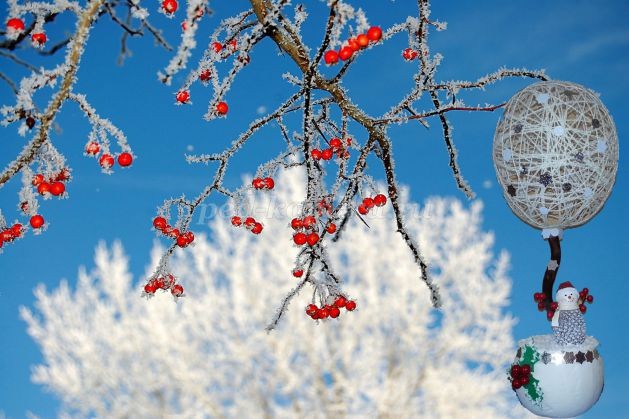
[519,345,544,404]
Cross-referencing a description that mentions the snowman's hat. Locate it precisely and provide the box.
[558,281,575,290]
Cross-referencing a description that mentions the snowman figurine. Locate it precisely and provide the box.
[552,281,586,345]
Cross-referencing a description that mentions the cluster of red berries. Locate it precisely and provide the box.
[0,223,23,249]
[578,287,594,313]
[323,26,383,65]
[357,194,387,215]
[143,274,184,297]
[153,216,195,247]
[85,141,133,169]
[231,216,263,235]
[291,215,330,247]
[305,296,357,320]
[311,137,351,161]
[252,177,275,190]
[402,47,419,61]
[6,17,46,47]
[509,363,532,390]
[32,169,70,197]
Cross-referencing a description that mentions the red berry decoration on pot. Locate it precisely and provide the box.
[118,152,133,167]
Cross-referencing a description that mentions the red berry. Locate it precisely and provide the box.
[306,304,317,316]
[582,288,589,295]
[511,364,522,377]
[347,38,360,52]
[153,216,168,230]
[176,90,190,104]
[330,138,342,149]
[6,18,25,33]
[118,152,133,167]
[512,378,523,389]
[228,39,237,51]
[521,364,531,376]
[11,224,23,238]
[293,232,307,245]
[302,215,316,228]
[153,278,165,289]
[306,232,319,246]
[547,310,555,321]
[1,230,13,242]
[181,21,188,31]
[311,149,322,160]
[144,283,157,294]
[182,231,194,244]
[251,222,263,234]
[171,284,184,297]
[586,295,593,303]
[49,181,65,196]
[252,177,264,189]
[363,197,375,209]
[244,217,256,227]
[326,223,337,234]
[216,101,229,115]
[358,204,368,215]
[161,0,178,14]
[402,48,418,61]
[367,26,383,42]
[29,214,44,229]
[323,50,339,65]
[31,32,47,46]
[356,34,369,48]
[85,141,100,155]
[345,300,357,311]
[37,182,51,195]
[32,174,44,186]
[579,304,587,314]
[329,306,340,318]
[292,269,304,278]
[99,154,115,169]
[533,292,541,302]
[539,292,546,301]
[338,46,353,61]
[231,216,242,226]
[199,69,211,81]
[521,375,530,386]
[177,234,188,247]
[264,177,275,189]
[321,148,333,160]
[374,194,387,207]
[167,228,180,238]
[318,307,329,319]
[212,42,222,52]
[334,296,347,308]
[291,218,303,230]
[550,301,559,311]
[537,301,545,311]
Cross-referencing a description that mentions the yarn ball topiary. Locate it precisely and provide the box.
[493,81,618,231]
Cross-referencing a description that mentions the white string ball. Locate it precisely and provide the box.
[493,81,619,230]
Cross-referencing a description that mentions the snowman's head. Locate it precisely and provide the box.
[556,282,579,310]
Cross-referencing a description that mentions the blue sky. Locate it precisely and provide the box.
[1,0,627,417]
